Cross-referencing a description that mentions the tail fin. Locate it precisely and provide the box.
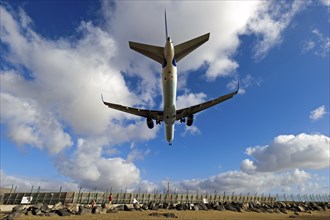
[165,10,168,39]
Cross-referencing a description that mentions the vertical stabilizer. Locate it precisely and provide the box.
[165,10,168,39]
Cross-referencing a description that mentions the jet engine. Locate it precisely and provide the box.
[146,117,154,129]
[186,114,194,126]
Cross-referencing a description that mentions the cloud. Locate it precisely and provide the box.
[164,133,329,194]
[246,1,307,60]
[321,0,330,7]
[227,74,261,94]
[0,93,73,154]
[181,125,201,137]
[0,170,78,192]
[164,169,324,194]
[176,92,207,109]
[127,147,151,163]
[310,105,327,121]
[301,28,330,57]
[56,138,142,190]
[241,133,330,173]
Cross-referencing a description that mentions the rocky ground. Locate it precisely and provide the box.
[1,201,329,220]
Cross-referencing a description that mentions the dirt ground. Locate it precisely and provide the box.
[1,210,329,220]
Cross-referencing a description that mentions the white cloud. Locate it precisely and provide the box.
[176,92,207,109]
[127,148,151,163]
[181,125,201,137]
[310,105,327,121]
[321,0,330,7]
[0,170,79,192]
[301,28,330,57]
[247,1,307,60]
[0,93,73,154]
[165,169,325,194]
[56,138,143,190]
[301,40,316,53]
[162,133,329,194]
[227,74,261,95]
[241,133,330,173]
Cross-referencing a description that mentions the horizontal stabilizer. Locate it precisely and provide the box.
[129,42,164,64]
[174,33,210,62]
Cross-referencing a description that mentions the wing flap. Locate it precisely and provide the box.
[176,89,238,120]
[129,41,164,64]
[174,33,210,62]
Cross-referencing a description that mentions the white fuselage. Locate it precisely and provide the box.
[162,37,177,143]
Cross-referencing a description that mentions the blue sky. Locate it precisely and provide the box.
[1,0,329,194]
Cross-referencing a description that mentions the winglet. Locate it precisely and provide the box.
[101,94,105,103]
[236,82,240,94]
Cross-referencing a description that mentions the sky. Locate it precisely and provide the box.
[0,0,329,195]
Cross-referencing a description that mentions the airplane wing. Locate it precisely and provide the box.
[174,33,210,62]
[176,89,238,121]
[102,96,164,122]
[129,41,164,64]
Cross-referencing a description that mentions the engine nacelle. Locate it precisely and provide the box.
[186,114,194,126]
[146,117,154,129]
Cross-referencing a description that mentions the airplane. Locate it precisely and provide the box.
[102,12,239,145]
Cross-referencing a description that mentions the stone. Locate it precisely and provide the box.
[217,204,225,211]
[119,205,126,211]
[163,202,170,209]
[124,204,134,211]
[32,208,42,215]
[297,205,305,212]
[134,203,141,210]
[148,202,155,210]
[56,209,71,216]
[52,202,64,211]
[250,207,261,213]
[4,212,22,220]
[34,202,44,210]
[11,205,25,213]
[92,206,101,214]
[100,208,107,214]
[67,203,79,214]
[142,203,149,210]
[41,203,50,213]
[279,208,288,214]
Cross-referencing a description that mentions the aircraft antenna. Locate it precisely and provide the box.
[165,10,168,39]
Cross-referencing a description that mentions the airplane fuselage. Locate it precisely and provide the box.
[162,37,177,144]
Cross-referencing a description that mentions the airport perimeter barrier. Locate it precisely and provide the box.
[1,191,276,205]
[1,187,329,205]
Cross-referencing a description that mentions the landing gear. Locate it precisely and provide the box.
[180,118,185,123]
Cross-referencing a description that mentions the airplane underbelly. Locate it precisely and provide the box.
[162,66,177,126]
[165,124,174,143]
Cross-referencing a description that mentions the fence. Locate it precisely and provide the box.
[1,186,329,205]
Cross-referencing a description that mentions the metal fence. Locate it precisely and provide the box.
[1,186,329,205]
